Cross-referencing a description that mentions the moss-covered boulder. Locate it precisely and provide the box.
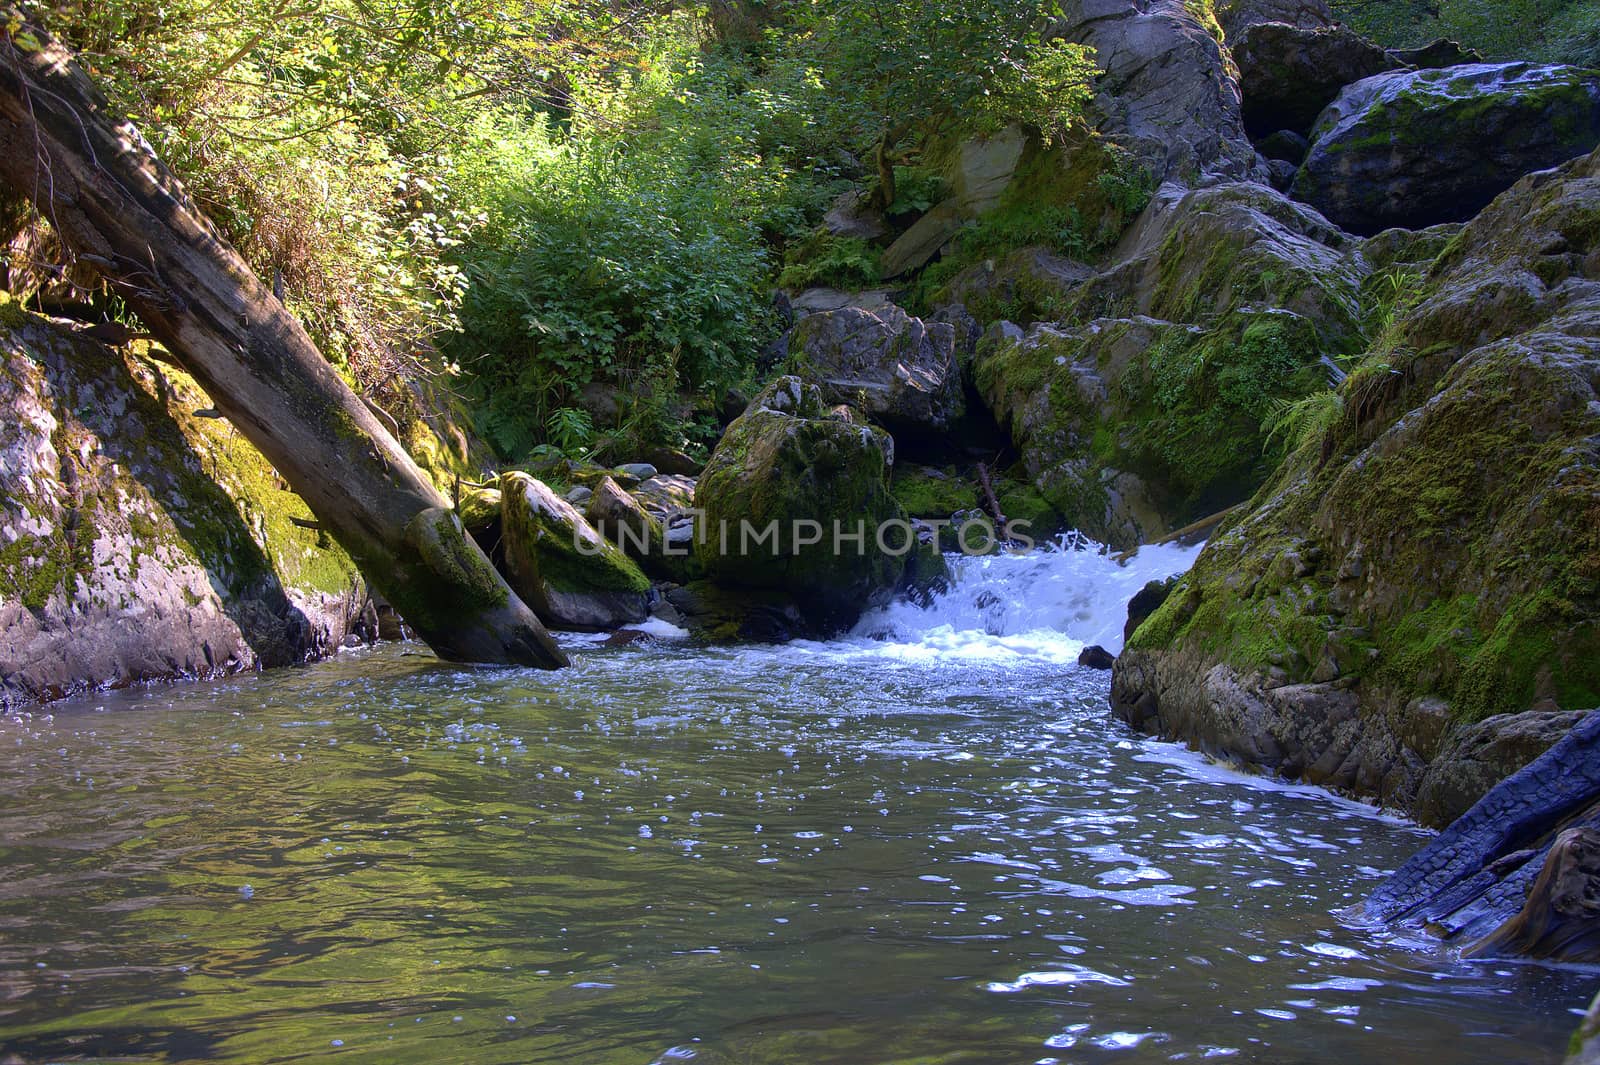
[694,376,908,631]
[0,300,363,709]
[1113,145,1600,827]
[499,471,650,631]
[1294,63,1600,235]
[973,306,1332,549]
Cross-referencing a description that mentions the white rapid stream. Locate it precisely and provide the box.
[842,538,1206,666]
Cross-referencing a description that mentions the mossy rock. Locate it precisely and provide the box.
[1113,147,1600,825]
[0,300,362,708]
[499,471,649,632]
[694,375,908,630]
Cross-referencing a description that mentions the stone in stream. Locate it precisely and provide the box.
[499,472,651,632]
[1078,645,1116,671]
[693,376,907,634]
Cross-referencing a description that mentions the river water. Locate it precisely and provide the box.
[1,544,1594,1063]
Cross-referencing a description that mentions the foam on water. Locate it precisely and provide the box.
[834,537,1204,664]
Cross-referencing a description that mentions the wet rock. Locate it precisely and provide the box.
[1294,63,1600,234]
[1125,577,1179,644]
[1233,22,1398,137]
[693,376,907,633]
[1113,147,1600,824]
[785,305,966,437]
[499,471,650,631]
[664,580,813,644]
[1079,645,1117,670]
[0,301,363,710]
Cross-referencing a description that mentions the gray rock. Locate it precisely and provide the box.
[617,462,658,481]
[564,485,593,505]
[0,306,362,711]
[1050,0,1265,185]
[822,187,887,241]
[786,305,967,436]
[1079,645,1117,670]
[1294,63,1600,234]
[1216,0,1332,38]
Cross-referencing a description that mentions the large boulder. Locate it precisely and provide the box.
[974,308,1331,549]
[499,471,650,631]
[1232,22,1399,138]
[1050,0,1263,184]
[785,305,966,439]
[965,180,1365,548]
[1215,0,1331,38]
[1113,146,1600,826]
[0,300,364,709]
[1294,63,1600,234]
[694,376,907,630]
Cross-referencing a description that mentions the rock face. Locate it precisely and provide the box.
[1366,710,1600,961]
[1113,146,1600,827]
[970,181,1363,548]
[694,376,907,631]
[1216,0,1332,38]
[1232,22,1398,137]
[499,471,650,631]
[786,305,966,438]
[0,301,363,709]
[1050,0,1262,184]
[1294,63,1600,234]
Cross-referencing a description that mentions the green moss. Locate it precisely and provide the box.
[891,466,978,518]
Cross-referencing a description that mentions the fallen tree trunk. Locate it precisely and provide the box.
[0,13,566,668]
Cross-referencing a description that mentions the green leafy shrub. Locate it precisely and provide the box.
[778,233,883,291]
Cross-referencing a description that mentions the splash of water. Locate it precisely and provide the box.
[843,537,1204,665]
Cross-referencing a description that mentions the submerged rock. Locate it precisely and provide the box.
[1113,146,1600,825]
[0,301,363,709]
[1294,63,1600,234]
[1079,645,1117,670]
[499,472,650,631]
[694,376,907,632]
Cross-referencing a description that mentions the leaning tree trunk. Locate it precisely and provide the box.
[0,13,567,668]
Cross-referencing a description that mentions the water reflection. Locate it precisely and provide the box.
[0,634,1594,1063]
